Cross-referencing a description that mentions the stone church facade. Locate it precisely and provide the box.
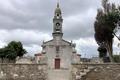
[35,3,80,69]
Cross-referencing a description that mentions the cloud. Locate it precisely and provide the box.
[63,8,97,39]
[0,29,51,45]
[24,44,42,56]
[0,29,52,56]
[74,37,98,58]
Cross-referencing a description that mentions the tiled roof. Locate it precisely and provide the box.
[34,53,42,56]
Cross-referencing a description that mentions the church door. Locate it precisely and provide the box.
[55,58,60,69]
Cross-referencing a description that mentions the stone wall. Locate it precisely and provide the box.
[71,63,120,80]
[0,63,47,80]
[1,63,120,80]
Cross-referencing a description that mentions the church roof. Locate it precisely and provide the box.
[77,54,81,56]
[42,39,71,46]
[62,39,71,45]
[42,39,53,44]
[34,53,42,56]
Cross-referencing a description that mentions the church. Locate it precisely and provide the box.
[35,3,80,69]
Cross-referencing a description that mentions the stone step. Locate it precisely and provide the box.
[48,69,70,80]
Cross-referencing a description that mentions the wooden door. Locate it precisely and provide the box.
[55,58,60,69]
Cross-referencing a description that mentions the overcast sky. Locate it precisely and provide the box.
[0,0,119,58]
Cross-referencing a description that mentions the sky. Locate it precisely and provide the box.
[0,0,119,58]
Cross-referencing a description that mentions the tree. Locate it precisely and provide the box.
[98,46,107,58]
[94,0,120,62]
[97,46,110,62]
[0,48,7,62]
[113,55,120,63]
[6,41,27,57]
[0,41,27,62]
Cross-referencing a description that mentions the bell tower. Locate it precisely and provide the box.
[52,3,63,40]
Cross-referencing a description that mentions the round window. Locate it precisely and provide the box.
[56,23,60,26]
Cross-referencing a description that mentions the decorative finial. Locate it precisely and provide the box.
[57,2,59,8]
[54,0,61,15]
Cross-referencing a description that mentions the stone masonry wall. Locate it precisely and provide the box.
[72,63,120,80]
[0,63,47,80]
[1,63,120,80]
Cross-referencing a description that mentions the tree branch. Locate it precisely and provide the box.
[113,32,120,41]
